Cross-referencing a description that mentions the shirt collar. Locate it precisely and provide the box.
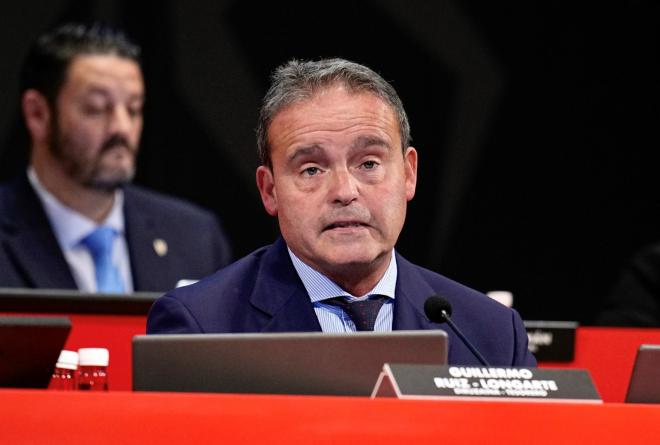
[27,167,125,249]
[287,246,397,303]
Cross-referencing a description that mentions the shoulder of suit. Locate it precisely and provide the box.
[0,175,30,203]
[123,184,216,219]
[395,253,469,291]
[0,175,37,226]
[166,243,272,301]
[396,252,503,309]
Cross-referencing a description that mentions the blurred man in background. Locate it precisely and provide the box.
[597,244,660,326]
[0,23,232,292]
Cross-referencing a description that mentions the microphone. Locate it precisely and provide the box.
[424,295,491,367]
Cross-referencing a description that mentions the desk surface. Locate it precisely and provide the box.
[541,326,660,402]
[0,288,159,314]
[2,389,659,444]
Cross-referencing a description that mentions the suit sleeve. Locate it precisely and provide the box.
[511,308,537,367]
[147,294,204,334]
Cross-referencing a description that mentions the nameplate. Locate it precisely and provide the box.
[371,364,601,402]
[525,320,577,362]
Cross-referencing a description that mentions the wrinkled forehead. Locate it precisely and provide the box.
[267,85,401,158]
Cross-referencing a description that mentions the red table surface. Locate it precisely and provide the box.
[541,327,660,403]
[3,312,146,391]
[2,389,660,444]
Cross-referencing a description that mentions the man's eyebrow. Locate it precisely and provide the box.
[83,87,111,97]
[288,144,323,163]
[83,87,144,102]
[350,135,391,151]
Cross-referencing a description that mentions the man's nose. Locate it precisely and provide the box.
[108,106,134,135]
[330,169,359,205]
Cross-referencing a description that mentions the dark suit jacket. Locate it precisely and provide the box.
[596,243,660,326]
[147,237,536,366]
[0,174,232,292]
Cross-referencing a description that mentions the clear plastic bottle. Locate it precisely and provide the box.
[77,348,109,391]
[49,350,79,390]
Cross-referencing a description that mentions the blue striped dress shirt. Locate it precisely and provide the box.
[287,248,397,332]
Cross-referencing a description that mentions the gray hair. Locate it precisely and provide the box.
[256,58,411,167]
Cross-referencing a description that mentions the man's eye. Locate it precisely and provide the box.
[362,161,378,169]
[82,105,106,115]
[303,167,320,176]
[128,106,143,118]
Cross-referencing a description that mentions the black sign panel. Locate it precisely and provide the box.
[525,320,577,362]
[372,364,601,402]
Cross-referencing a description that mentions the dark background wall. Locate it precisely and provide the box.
[1,1,658,323]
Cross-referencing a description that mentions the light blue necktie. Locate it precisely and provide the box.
[81,226,125,293]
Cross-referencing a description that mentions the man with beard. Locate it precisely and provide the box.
[0,23,232,292]
[147,58,535,367]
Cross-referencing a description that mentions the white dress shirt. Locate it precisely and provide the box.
[27,168,134,292]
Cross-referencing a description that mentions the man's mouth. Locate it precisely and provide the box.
[102,144,133,154]
[324,221,368,231]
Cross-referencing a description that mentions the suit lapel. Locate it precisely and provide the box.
[392,253,438,331]
[0,175,76,288]
[249,238,322,333]
[123,187,164,291]
[394,253,464,361]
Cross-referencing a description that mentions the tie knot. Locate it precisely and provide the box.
[81,226,116,258]
[324,295,388,331]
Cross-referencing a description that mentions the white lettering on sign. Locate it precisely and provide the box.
[527,330,554,353]
[448,367,534,379]
[433,377,470,389]
[478,378,558,392]
[527,330,553,346]
[453,388,502,396]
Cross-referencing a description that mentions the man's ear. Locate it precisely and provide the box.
[22,89,52,143]
[404,146,418,201]
[256,165,278,216]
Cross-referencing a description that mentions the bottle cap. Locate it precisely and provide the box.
[486,290,514,308]
[78,348,109,366]
[56,350,79,370]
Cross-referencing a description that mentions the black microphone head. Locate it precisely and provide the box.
[424,295,453,323]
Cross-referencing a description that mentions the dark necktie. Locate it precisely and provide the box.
[80,226,125,293]
[324,295,388,331]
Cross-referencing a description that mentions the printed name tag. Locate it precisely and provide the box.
[371,364,601,402]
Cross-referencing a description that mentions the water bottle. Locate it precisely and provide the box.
[77,348,109,391]
[49,350,78,390]
[486,290,514,308]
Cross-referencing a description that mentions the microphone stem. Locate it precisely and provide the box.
[442,311,491,367]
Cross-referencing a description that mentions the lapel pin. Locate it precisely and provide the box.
[153,238,168,257]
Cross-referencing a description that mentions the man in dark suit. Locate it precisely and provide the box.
[0,23,231,292]
[147,58,535,366]
[596,244,660,326]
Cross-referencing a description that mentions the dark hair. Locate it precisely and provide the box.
[256,58,411,167]
[20,22,141,105]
